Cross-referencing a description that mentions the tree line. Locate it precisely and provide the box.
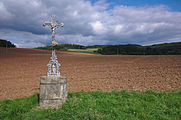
[97,42,181,55]
[35,44,86,51]
[0,39,16,48]
[35,42,181,55]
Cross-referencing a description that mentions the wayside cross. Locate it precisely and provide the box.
[43,15,64,76]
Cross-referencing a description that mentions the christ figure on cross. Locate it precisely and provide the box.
[43,15,64,47]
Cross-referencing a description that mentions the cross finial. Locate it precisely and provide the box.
[51,14,56,22]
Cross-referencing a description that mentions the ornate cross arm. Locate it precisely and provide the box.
[55,22,64,28]
[43,22,64,28]
[43,22,52,27]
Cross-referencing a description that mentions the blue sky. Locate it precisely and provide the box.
[90,0,181,11]
[0,0,181,48]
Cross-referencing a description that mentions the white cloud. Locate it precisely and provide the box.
[90,21,107,35]
[0,0,181,48]
[114,25,123,33]
[0,2,12,20]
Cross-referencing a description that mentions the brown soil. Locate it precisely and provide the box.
[0,47,181,100]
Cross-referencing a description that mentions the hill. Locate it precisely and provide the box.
[35,44,105,50]
[97,42,181,55]
[35,44,86,51]
[0,39,16,48]
[35,42,181,55]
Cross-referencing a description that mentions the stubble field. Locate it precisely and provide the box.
[0,47,181,100]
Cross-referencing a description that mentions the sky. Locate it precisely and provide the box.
[0,0,181,48]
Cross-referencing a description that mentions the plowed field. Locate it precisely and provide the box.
[0,47,181,100]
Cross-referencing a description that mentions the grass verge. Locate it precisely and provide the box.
[0,90,180,120]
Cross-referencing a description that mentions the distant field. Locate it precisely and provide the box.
[67,48,98,54]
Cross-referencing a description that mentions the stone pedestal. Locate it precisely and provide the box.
[39,76,67,108]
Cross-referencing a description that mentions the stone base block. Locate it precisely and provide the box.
[39,76,67,108]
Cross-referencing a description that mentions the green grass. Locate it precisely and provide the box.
[67,48,98,54]
[0,90,181,120]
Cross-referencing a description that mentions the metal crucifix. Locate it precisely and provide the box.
[43,15,64,76]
